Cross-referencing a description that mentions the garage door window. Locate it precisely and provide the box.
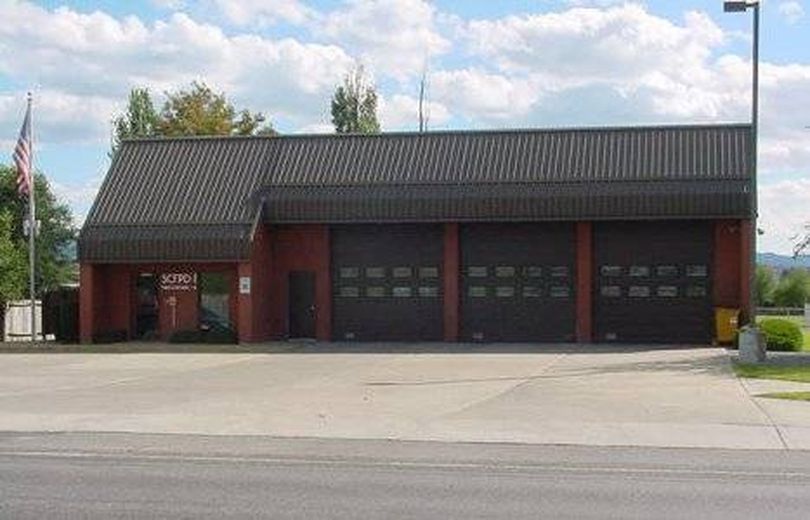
[496,286,515,298]
[339,286,360,298]
[392,287,412,298]
[601,265,623,277]
[551,286,570,298]
[687,285,707,298]
[601,285,621,297]
[469,286,488,298]
[628,286,651,298]
[366,286,386,298]
[468,266,488,278]
[393,267,412,278]
[551,266,569,278]
[656,265,678,277]
[495,266,516,278]
[339,267,360,279]
[418,286,439,298]
[686,265,708,277]
[365,267,385,279]
[522,286,542,298]
[524,266,543,278]
[419,267,439,278]
[657,286,678,298]
[629,266,650,277]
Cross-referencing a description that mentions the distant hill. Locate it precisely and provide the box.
[757,253,810,269]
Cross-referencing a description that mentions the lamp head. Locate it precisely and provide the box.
[724,1,758,12]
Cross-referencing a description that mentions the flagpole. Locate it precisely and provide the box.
[27,92,36,343]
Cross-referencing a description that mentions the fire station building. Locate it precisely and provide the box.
[78,124,753,344]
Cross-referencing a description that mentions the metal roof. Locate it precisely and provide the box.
[79,123,753,262]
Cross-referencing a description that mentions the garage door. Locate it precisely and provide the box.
[461,223,576,342]
[593,221,713,344]
[332,224,443,341]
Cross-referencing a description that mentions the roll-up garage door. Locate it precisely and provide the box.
[461,223,576,342]
[332,224,444,341]
[593,221,713,344]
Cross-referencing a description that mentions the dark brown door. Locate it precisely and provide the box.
[289,271,316,339]
[331,224,443,341]
[593,221,713,344]
[460,223,577,342]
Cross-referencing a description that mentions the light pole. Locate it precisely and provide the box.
[724,0,759,326]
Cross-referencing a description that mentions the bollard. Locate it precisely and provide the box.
[738,326,766,363]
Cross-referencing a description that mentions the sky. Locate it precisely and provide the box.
[0,0,808,254]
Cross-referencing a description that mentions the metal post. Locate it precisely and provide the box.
[750,4,759,324]
[27,92,36,342]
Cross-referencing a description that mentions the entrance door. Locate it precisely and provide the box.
[135,273,158,340]
[289,271,316,339]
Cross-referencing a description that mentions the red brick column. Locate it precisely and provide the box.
[443,223,460,342]
[713,220,742,308]
[236,262,254,342]
[315,225,332,341]
[575,222,593,343]
[79,263,95,344]
[739,219,753,325]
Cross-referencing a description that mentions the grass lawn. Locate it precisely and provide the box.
[734,363,810,383]
[757,391,810,402]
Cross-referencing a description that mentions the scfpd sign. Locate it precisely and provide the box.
[159,272,197,291]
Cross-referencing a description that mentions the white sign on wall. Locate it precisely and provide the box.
[239,276,252,295]
[159,272,197,291]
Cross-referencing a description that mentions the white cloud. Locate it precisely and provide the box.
[759,179,810,254]
[778,1,805,24]
[0,90,116,145]
[378,93,450,130]
[430,69,544,122]
[0,3,355,142]
[210,0,315,26]
[319,0,450,80]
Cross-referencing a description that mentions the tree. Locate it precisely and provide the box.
[111,88,159,155]
[0,210,26,305]
[0,166,76,294]
[331,67,380,134]
[755,264,777,306]
[773,269,810,308]
[158,82,273,137]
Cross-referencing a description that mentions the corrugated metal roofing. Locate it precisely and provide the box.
[80,123,753,262]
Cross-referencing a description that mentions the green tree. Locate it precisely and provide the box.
[773,269,810,308]
[331,67,380,134]
[0,166,76,294]
[111,88,159,155]
[755,264,777,306]
[0,210,26,305]
[158,82,273,137]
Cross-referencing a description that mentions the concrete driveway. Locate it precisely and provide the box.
[0,345,807,449]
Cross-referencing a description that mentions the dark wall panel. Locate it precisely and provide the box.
[460,223,577,342]
[593,221,713,344]
[332,224,444,341]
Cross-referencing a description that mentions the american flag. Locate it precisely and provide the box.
[13,98,32,198]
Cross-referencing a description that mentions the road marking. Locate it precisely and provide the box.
[1,450,809,480]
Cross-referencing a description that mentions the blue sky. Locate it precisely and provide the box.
[1,0,808,253]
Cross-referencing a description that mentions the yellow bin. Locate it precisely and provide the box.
[715,307,740,344]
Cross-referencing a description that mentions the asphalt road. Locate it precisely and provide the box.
[2,434,810,519]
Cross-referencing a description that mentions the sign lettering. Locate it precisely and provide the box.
[159,272,197,291]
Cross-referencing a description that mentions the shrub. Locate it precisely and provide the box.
[168,328,237,344]
[168,329,204,343]
[93,329,127,344]
[205,328,237,344]
[760,319,803,352]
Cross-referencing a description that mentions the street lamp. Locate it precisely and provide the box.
[724,0,760,326]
